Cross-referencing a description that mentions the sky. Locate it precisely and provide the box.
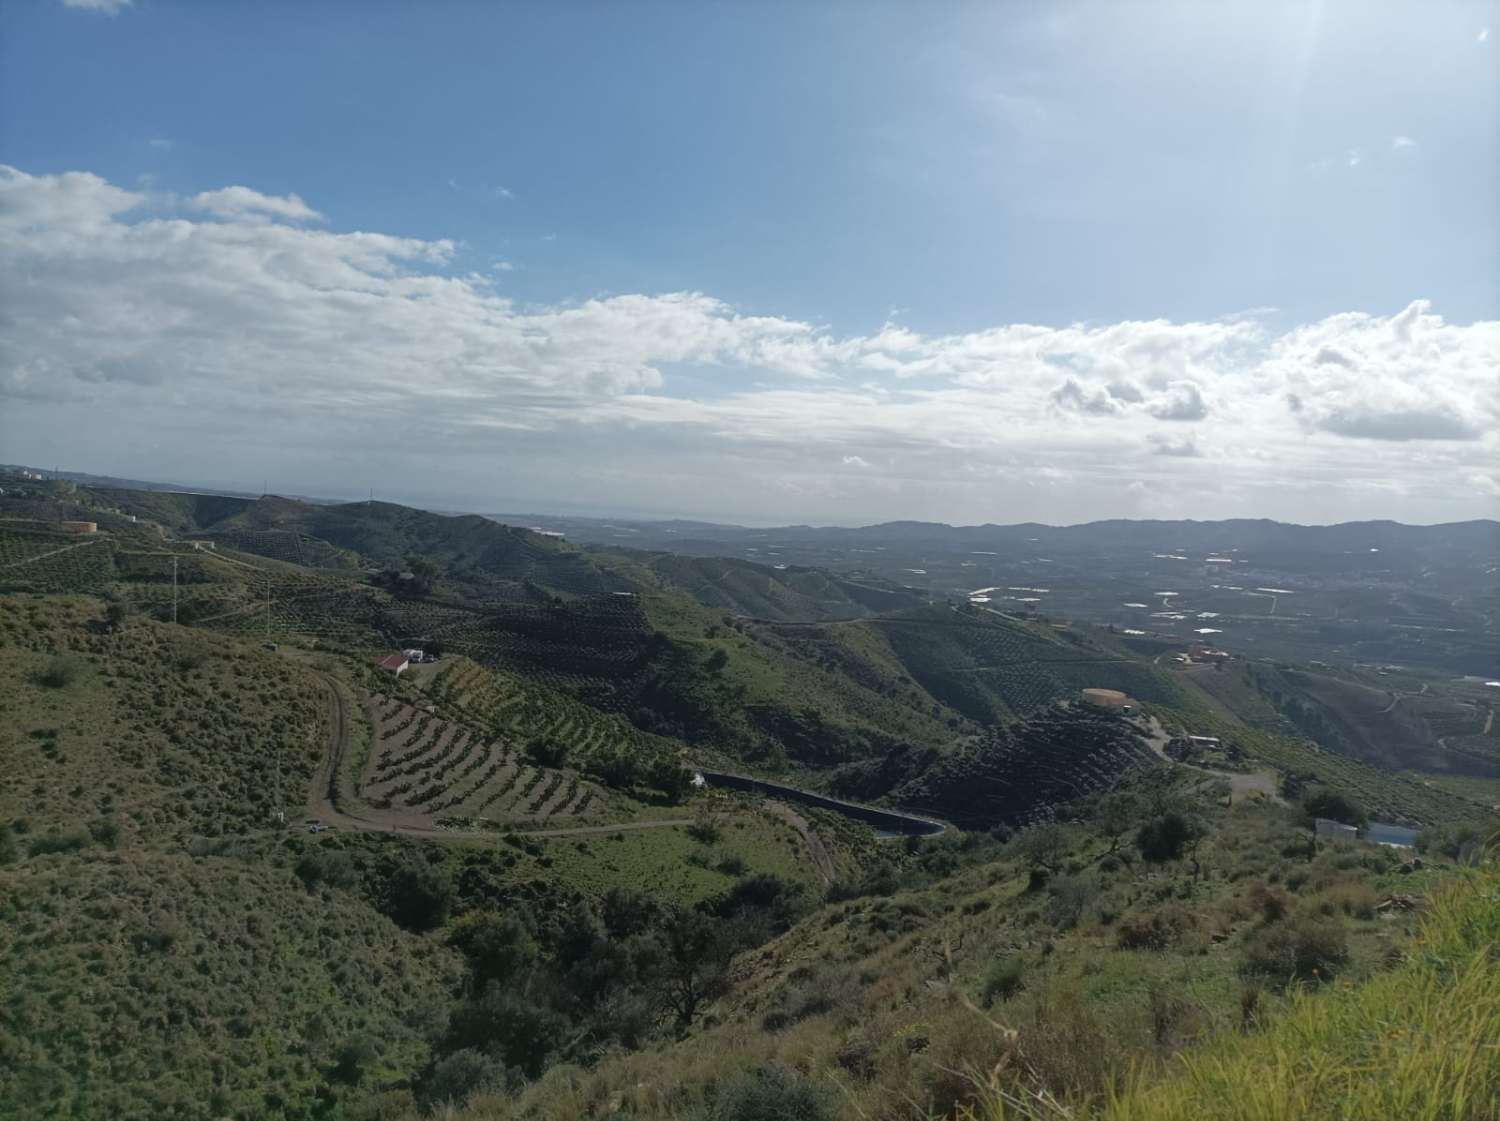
[1,0,1496,526]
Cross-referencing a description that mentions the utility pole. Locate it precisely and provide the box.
[171,556,178,624]
[265,573,272,641]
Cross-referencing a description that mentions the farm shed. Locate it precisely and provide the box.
[376,654,409,676]
[59,521,97,535]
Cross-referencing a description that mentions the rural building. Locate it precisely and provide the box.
[376,653,409,676]
[401,647,425,662]
[1187,643,1230,663]
[1314,817,1358,842]
[59,521,97,535]
[1188,735,1221,748]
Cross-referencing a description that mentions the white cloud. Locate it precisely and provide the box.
[1,165,1494,523]
[1390,135,1417,151]
[1148,434,1201,457]
[61,0,132,12]
[492,260,515,272]
[493,186,514,200]
[189,186,323,223]
[147,138,174,151]
[1479,27,1490,43]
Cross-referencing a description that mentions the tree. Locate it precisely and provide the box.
[1093,791,1141,855]
[1013,822,1069,889]
[1137,811,1208,876]
[448,913,538,991]
[104,602,129,631]
[1301,786,1367,828]
[0,823,17,866]
[381,854,454,931]
[654,908,734,1028]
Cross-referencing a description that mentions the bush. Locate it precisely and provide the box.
[698,1064,837,1121]
[1243,915,1348,981]
[1116,904,1196,951]
[979,956,1026,1005]
[0,823,16,865]
[1137,812,1205,863]
[295,848,357,893]
[1045,874,1095,931]
[87,817,121,849]
[28,830,90,857]
[1246,882,1290,923]
[423,1047,507,1107]
[38,656,83,689]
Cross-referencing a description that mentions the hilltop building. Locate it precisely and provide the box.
[376,653,409,676]
[1081,688,1134,714]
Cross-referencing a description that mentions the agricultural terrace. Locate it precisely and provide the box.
[358,693,604,826]
[0,526,115,594]
[424,656,688,794]
[430,596,658,709]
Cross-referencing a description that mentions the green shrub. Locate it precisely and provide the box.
[423,1047,508,1107]
[28,830,90,857]
[979,956,1026,1006]
[697,1064,837,1121]
[1243,915,1347,981]
[1137,812,1206,863]
[1116,904,1195,950]
[37,656,83,689]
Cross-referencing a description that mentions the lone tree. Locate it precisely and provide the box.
[1301,786,1367,828]
[1013,822,1069,890]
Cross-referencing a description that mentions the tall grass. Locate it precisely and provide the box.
[960,864,1500,1121]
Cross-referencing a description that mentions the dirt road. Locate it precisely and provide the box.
[1136,716,1285,805]
[762,802,836,886]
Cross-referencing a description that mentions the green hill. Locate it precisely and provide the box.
[0,848,462,1121]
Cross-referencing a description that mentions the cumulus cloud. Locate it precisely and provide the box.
[1148,434,1201,457]
[0,165,1495,523]
[1148,381,1208,421]
[190,186,323,223]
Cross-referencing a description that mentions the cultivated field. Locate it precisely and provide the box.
[358,692,604,825]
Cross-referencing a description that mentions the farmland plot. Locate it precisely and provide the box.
[359,693,604,826]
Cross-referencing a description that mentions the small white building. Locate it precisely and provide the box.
[377,653,409,676]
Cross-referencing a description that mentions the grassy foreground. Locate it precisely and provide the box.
[966,862,1500,1121]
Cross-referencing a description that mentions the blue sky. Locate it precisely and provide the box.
[1,1,1496,524]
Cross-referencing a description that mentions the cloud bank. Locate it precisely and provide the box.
[0,165,1494,524]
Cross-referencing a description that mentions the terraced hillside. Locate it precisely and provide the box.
[359,692,605,825]
[1244,663,1493,774]
[425,655,688,796]
[885,707,1160,827]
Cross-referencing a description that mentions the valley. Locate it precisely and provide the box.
[1,473,1495,1121]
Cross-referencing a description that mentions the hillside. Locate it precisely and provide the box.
[0,848,463,1121]
[441,774,1496,1121]
[0,596,325,843]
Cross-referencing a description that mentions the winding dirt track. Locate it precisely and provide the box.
[762,802,836,886]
